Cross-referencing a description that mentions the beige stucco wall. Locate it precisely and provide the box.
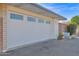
[59,23,67,33]
[0,4,4,52]
[0,17,3,52]
[0,4,8,52]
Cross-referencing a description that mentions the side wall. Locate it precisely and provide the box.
[0,4,7,52]
[0,10,3,52]
[59,23,67,33]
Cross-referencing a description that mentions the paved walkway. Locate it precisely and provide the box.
[1,39,79,56]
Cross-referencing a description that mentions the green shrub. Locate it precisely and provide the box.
[67,24,77,35]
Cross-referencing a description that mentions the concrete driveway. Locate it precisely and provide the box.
[1,39,79,56]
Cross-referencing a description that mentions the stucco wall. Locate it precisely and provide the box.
[0,17,3,52]
[59,23,67,33]
[0,4,7,52]
[0,4,4,52]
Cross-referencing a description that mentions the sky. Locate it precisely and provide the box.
[40,3,79,21]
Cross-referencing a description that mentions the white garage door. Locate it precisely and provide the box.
[7,11,57,49]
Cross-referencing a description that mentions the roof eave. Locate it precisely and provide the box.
[33,3,67,20]
[8,3,67,20]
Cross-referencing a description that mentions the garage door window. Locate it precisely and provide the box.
[10,13,23,20]
[27,16,36,22]
[46,21,50,24]
[38,19,44,23]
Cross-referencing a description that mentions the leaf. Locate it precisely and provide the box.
[71,16,79,25]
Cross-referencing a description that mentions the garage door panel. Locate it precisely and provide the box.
[7,11,54,49]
